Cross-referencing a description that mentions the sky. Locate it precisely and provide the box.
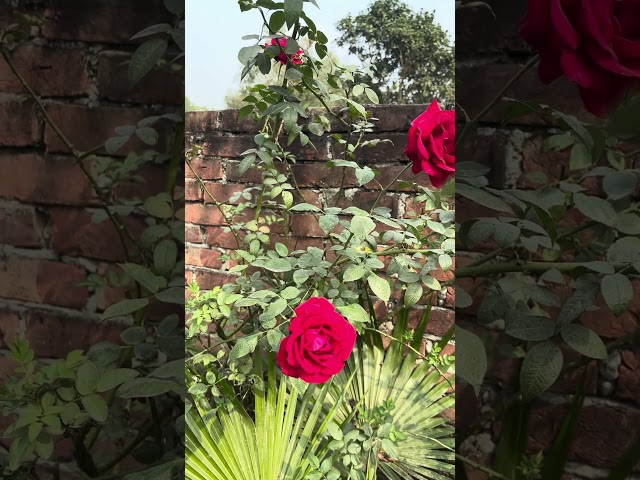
[186,0,455,110]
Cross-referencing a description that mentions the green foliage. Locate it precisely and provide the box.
[185,1,455,479]
[336,0,454,106]
[0,2,185,477]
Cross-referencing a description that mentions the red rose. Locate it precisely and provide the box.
[404,100,455,189]
[520,0,640,117]
[264,37,304,65]
[276,297,356,384]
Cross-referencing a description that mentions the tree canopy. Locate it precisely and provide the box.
[336,0,454,106]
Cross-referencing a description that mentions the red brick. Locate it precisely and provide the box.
[186,157,224,180]
[527,403,640,469]
[193,270,237,290]
[185,179,202,201]
[290,214,325,237]
[185,247,223,269]
[407,307,454,337]
[0,256,88,309]
[205,226,243,249]
[185,203,225,226]
[456,63,596,125]
[327,190,396,213]
[42,0,171,43]
[25,311,122,358]
[186,111,219,133]
[94,263,131,312]
[0,309,19,349]
[348,133,408,163]
[0,45,89,97]
[0,205,43,247]
[44,103,149,154]
[97,51,182,105]
[580,293,638,339]
[50,208,144,261]
[616,348,640,407]
[185,224,202,243]
[0,100,40,146]
[113,164,169,202]
[0,153,98,205]
[202,182,247,204]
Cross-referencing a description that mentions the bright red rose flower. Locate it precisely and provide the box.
[265,37,304,65]
[276,297,356,384]
[520,0,640,117]
[404,99,455,189]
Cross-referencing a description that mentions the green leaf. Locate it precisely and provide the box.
[228,334,260,362]
[256,52,271,74]
[103,298,149,320]
[343,265,368,282]
[119,263,167,293]
[105,134,130,153]
[355,167,375,186]
[561,324,607,359]
[350,216,376,240]
[121,326,146,345]
[336,303,370,324]
[253,258,293,272]
[457,183,513,213]
[364,87,379,104]
[569,142,591,170]
[76,361,99,396]
[130,23,172,40]
[149,359,184,379]
[81,394,108,423]
[284,0,303,28]
[135,126,158,145]
[289,203,321,212]
[266,329,285,351]
[457,327,487,395]
[238,45,262,66]
[97,368,140,392]
[143,195,173,219]
[269,11,286,32]
[129,39,167,87]
[520,341,563,400]
[603,171,637,200]
[573,193,616,227]
[117,378,179,398]
[154,239,178,276]
[557,286,598,327]
[238,105,254,122]
[505,315,555,341]
[457,161,490,179]
[367,273,390,303]
[285,68,303,80]
[608,237,640,263]
[601,273,633,317]
[155,287,185,304]
[319,214,339,233]
[404,283,423,307]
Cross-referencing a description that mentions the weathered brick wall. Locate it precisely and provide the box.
[185,105,455,348]
[456,1,640,477]
[0,0,181,374]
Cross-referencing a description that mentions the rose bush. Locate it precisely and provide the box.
[185,2,455,479]
[404,99,455,188]
[276,297,356,384]
[264,36,304,65]
[520,0,640,116]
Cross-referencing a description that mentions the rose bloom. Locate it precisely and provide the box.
[404,99,455,189]
[520,0,640,117]
[276,297,356,384]
[265,37,304,65]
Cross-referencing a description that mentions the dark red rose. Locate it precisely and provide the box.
[404,100,455,189]
[276,297,356,384]
[520,0,640,117]
[264,37,304,65]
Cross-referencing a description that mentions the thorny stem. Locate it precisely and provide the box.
[457,54,540,146]
[457,260,632,278]
[185,157,243,248]
[370,163,412,213]
[0,46,137,261]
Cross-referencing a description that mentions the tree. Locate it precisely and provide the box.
[336,0,454,106]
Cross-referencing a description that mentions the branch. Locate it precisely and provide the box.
[457,260,631,278]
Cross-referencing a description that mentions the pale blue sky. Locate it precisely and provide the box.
[186,0,455,109]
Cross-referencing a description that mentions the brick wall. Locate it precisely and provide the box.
[185,105,455,349]
[0,0,181,394]
[456,1,640,478]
